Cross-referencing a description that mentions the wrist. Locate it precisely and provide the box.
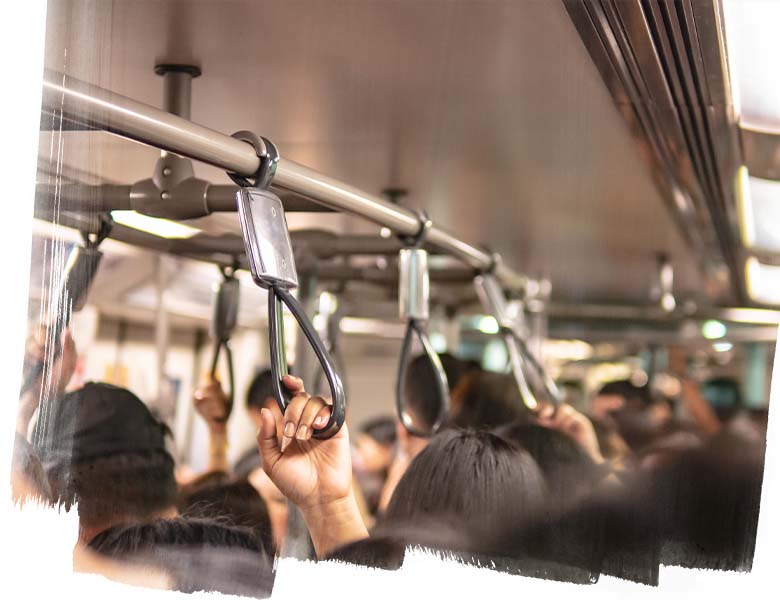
[300,493,368,558]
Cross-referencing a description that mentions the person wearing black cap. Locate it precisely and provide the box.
[32,381,179,543]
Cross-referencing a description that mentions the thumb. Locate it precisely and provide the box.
[257,407,282,473]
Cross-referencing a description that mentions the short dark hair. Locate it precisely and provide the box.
[246,368,282,411]
[448,371,524,429]
[179,478,274,556]
[360,416,397,446]
[385,429,547,532]
[597,380,650,405]
[496,422,605,500]
[88,517,275,595]
[50,449,177,528]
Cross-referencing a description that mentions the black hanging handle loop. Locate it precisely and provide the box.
[21,216,112,396]
[232,158,347,439]
[395,318,450,436]
[395,210,449,436]
[208,261,240,423]
[268,287,346,439]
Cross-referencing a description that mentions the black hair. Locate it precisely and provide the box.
[597,380,650,405]
[246,369,276,411]
[89,517,275,596]
[384,429,547,533]
[359,416,397,446]
[178,478,274,557]
[402,354,446,430]
[438,353,481,392]
[496,422,606,501]
[448,371,524,429]
[49,449,177,528]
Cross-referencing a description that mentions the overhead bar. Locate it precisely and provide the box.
[41,69,528,293]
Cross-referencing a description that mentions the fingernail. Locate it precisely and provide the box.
[280,436,291,453]
[313,415,324,427]
[296,425,308,440]
[283,422,296,437]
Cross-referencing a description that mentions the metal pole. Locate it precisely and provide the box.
[41,70,527,292]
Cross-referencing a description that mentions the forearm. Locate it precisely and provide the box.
[206,427,229,472]
[301,493,369,558]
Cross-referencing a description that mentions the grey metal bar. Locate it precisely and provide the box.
[41,70,528,292]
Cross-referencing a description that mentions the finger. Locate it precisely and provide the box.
[257,407,283,473]
[312,405,332,430]
[282,374,305,393]
[280,392,311,452]
[296,396,329,441]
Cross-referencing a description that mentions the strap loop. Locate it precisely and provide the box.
[227,130,280,189]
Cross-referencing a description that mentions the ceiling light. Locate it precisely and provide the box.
[713,342,733,353]
[735,166,756,247]
[745,256,780,305]
[701,319,727,340]
[110,210,200,239]
[723,0,780,129]
[476,315,500,335]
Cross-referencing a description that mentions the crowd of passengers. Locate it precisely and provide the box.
[11,328,768,595]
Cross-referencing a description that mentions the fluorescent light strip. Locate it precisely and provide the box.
[745,257,780,306]
[736,166,756,247]
[111,210,201,239]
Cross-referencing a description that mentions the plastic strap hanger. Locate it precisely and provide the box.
[474,271,560,410]
[21,215,113,395]
[208,262,240,423]
[230,131,346,439]
[395,211,450,435]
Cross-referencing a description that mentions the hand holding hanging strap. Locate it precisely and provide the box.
[21,216,112,396]
[230,132,346,439]
[208,263,240,423]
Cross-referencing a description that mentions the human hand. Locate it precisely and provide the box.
[537,403,605,464]
[18,328,77,435]
[256,375,352,509]
[193,375,230,432]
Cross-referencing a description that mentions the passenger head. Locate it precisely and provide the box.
[245,369,278,430]
[31,382,178,542]
[496,422,605,504]
[438,352,481,393]
[354,416,396,474]
[384,429,547,533]
[88,517,274,596]
[448,371,524,429]
[592,379,649,419]
[701,377,742,424]
[178,477,274,556]
[401,353,448,433]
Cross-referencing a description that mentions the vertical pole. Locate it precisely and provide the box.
[154,254,173,423]
[281,269,318,561]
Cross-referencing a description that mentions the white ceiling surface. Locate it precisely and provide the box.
[39,0,705,307]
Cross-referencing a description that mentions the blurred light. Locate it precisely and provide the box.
[735,166,756,248]
[713,342,734,353]
[339,317,405,338]
[661,293,676,313]
[745,257,780,305]
[317,291,338,316]
[541,339,593,362]
[701,319,727,340]
[379,227,392,238]
[723,0,780,129]
[312,313,327,331]
[429,332,447,353]
[483,338,508,372]
[111,210,200,239]
[630,370,648,387]
[476,315,500,335]
[735,173,780,253]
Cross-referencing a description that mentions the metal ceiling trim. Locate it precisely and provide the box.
[563,0,744,304]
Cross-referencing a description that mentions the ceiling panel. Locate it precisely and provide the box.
[39,0,705,305]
